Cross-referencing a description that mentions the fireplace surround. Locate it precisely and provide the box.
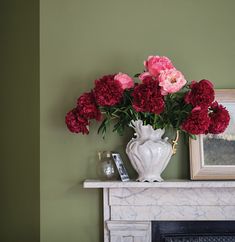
[83,180,235,242]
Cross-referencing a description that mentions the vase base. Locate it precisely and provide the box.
[136,175,163,182]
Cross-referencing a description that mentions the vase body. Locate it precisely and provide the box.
[126,120,173,182]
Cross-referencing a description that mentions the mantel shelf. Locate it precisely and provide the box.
[83,179,235,189]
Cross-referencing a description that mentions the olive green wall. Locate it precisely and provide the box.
[40,1,235,242]
[0,0,40,241]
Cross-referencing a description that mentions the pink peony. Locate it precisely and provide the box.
[114,72,134,90]
[139,72,152,82]
[158,69,187,95]
[144,55,175,77]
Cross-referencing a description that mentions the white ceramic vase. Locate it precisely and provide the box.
[126,120,173,182]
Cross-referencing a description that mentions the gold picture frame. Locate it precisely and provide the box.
[190,89,235,180]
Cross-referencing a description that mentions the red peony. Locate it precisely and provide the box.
[139,72,156,83]
[132,79,165,114]
[181,106,210,134]
[65,56,230,137]
[65,108,89,134]
[185,79,215,108]
[208,102,230,134]
[77,92,101,121]
[94,75,124,106]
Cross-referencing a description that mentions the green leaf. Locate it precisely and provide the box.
[97,117,111,138]
[188,133,197,140]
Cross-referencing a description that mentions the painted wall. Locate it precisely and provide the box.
[40,1,235,242]
[0,0,40,241]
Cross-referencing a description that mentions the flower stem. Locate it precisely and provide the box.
[153,114,157,129]
[144,113,147,125]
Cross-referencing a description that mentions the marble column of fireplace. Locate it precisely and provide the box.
[83,180,235,242]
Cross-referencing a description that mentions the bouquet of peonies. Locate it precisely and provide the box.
[65,55,230,138]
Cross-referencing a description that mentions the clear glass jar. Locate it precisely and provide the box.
[96,151,118,180]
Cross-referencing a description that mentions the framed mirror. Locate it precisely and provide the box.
[190,89,235,180]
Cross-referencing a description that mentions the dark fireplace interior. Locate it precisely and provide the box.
[152,221,235,242]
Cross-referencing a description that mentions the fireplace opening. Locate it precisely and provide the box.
[152,221,235,242]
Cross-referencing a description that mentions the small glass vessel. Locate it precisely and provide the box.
[97,151,118,180]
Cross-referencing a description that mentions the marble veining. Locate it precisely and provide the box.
[109,187,235,206]
[111,205,235,221]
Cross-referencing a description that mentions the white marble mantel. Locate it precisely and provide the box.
[83,180,235,242]
[84,179,235,188]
